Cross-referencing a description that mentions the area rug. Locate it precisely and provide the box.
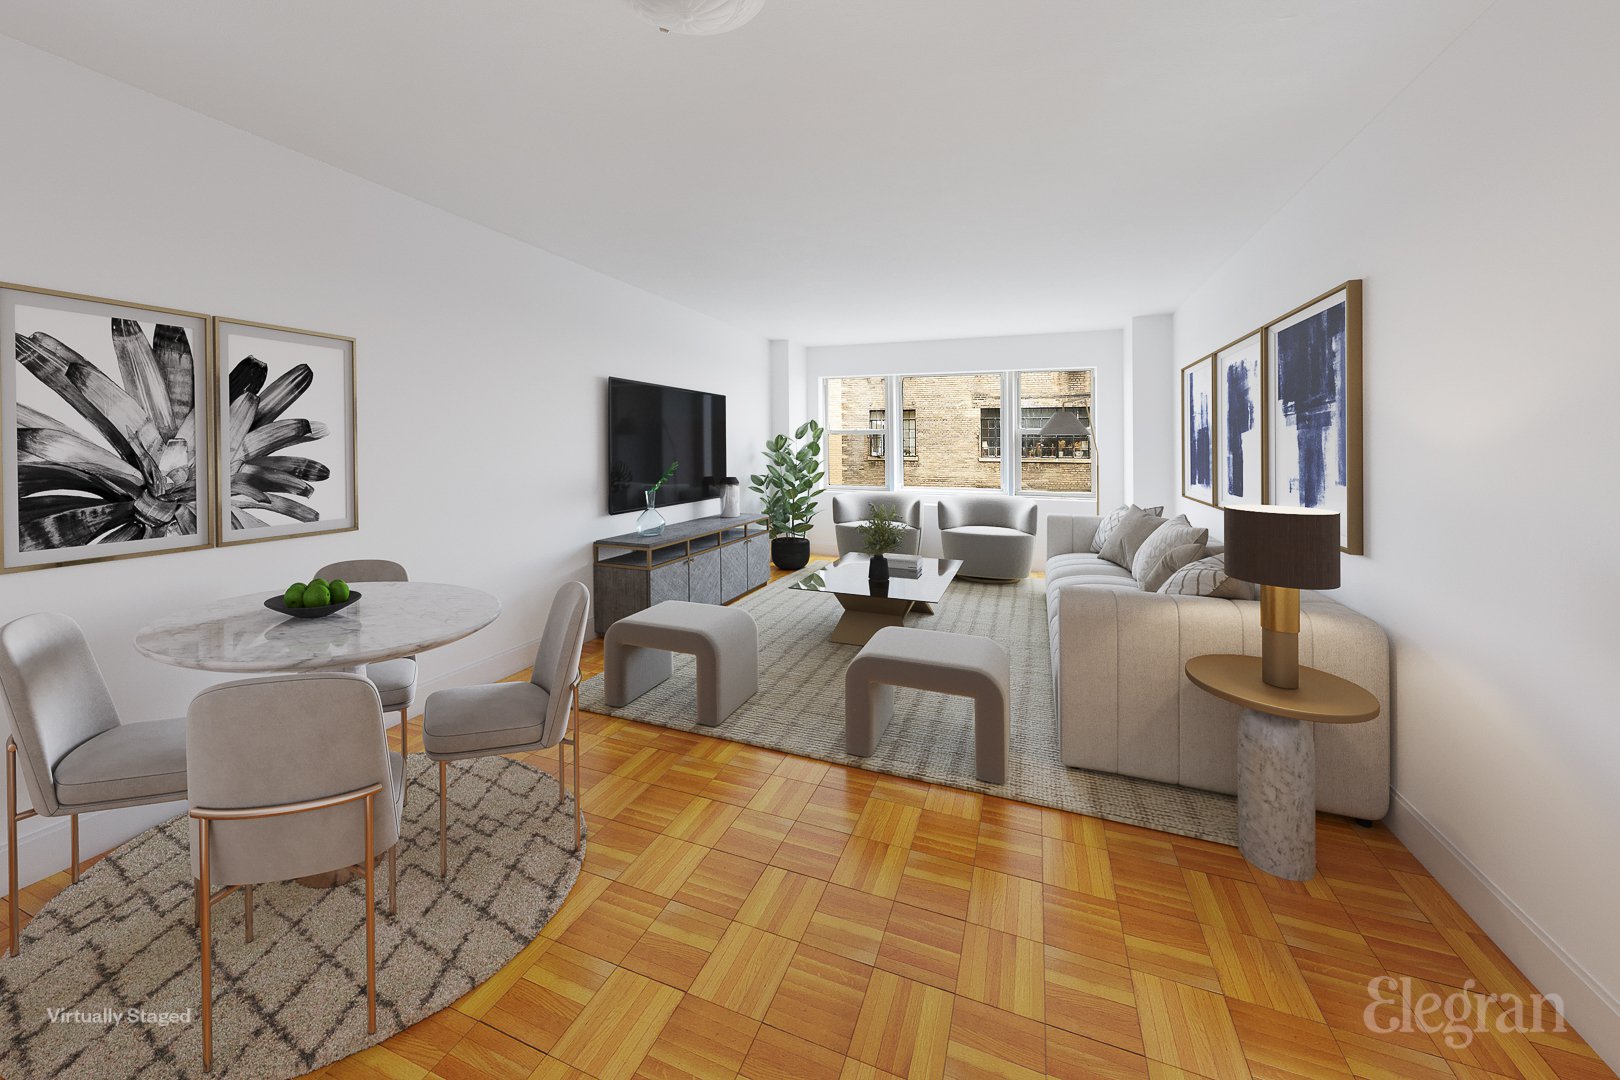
[0,755,584,1080]
[579,568,1239,844]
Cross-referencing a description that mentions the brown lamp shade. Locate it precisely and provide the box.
[1224,506,1341,589]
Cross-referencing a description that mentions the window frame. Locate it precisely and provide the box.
[819,368,1098,501]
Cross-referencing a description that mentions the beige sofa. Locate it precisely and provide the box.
[1045,514,1391,821]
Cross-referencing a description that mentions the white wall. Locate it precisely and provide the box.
[1169,0,1620,1059]
[1123,314,1175,508]
[767,339,807,440]
[0,37,769,884]
[803,331,1123,566]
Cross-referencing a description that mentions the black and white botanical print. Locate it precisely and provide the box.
[225,355,332,528]
[216,321,355,542]
[11,306,203,553]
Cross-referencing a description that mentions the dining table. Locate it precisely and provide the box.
[133,580,502,887]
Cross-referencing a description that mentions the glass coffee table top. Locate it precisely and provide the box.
[791,553,962,604]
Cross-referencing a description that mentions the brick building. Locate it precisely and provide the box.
[824,370,1093,493]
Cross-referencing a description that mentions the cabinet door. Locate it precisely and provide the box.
[688,550,721,605]
[650,560,690,607]
[747,533,770,589]
[721,541,753,602]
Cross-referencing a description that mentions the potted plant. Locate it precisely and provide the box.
[749,420,825,570]
[857,503,905,586]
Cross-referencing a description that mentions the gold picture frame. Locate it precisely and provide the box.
[212,317,358,547]
[1180,353,1217,508]
[0,281,216,574]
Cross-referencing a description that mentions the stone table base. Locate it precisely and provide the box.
[1237,708,1317,880]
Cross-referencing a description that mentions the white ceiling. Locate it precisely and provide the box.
[0,0,1486,344]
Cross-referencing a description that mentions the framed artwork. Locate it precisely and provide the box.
[0,283,213,573]
[214,319,357,545]
[1265,280,1363,553]
[1180,354,1216,507]
[1215,331,1266,509]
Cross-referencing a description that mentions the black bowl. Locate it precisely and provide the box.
[264,590,362,619]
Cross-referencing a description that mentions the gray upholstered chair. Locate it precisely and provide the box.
[316,559,418,753]
[939,494,1039,580]
[0,612,187,958]
[187,672,403,1072]
[832,492,923,556]
[422,581,590,877]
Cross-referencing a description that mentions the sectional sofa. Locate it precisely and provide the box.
[1044,514,1391,821]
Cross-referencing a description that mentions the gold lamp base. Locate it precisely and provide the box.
[1259,585,1301,689]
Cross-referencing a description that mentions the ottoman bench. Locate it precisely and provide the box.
[845,626,1011,783]
[604,601,759,726]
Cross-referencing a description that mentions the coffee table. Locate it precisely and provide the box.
[791,553,962,646]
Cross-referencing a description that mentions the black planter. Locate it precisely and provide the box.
[868,552,889,586]
[771,536,811,571]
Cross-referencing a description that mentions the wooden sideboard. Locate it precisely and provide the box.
[591,514,771,634]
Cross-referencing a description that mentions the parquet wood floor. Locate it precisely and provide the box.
[9,573,1614,1080]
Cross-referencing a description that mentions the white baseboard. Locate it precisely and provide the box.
[1387,788,1620,1068]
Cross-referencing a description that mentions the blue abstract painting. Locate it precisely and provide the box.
[1268,286,1357,549]
[1182,356,1214,504]
[1218,335,1263,506]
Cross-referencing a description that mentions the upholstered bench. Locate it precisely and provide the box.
[604,601,759,726]
[845,626,1011,783]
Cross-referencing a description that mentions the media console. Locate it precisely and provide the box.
[591,514,770,634]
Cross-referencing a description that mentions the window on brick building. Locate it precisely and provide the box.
[868,409,916,458]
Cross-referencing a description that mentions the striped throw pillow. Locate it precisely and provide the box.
[1091,504,1163,554]
[1158,554,1258,600]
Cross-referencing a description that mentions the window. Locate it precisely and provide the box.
[822,369,1097,499]
[867,409,917,458]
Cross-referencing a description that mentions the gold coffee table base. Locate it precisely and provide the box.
[830,594,927,646]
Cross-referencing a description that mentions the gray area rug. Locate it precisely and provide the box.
[0,755,583,1080]
[580,569,1239,845]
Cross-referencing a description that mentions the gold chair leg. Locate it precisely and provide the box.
[194,878,201,928]
[438,760,448,880]
[243,884,254,943]
[199,821,213,1073]
[70,814,79,884]
[7,739,19,958]
[572,682,582,851]
[400,708,410,756]
[363,792,376,1035]
[558,741,566,805]
[387,844,398,916]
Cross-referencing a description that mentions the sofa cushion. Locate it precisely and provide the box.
[1098,508,1167,570]
[1131,515,1209,592]
[1047,562,1135,587]
[1091,504,1162,554]
[1158,554,1259,600]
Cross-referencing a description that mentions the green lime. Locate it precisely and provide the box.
[284,583,306,608]
[308,577,329,592]
[329,579,351,602]
[304,583,332,608]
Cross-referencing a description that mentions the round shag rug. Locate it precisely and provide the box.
[0,754,584,1079]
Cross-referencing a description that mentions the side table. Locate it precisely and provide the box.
[1184,654,1380,880]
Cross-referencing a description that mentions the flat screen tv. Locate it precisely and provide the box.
[607,377,727,515]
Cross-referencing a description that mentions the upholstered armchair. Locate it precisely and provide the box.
[831,492,923,556]
[316,560,419,753]
[938,494,1038,580]
[186,672,404,1071]
[0,612,188,957]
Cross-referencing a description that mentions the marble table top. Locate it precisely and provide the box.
[134,581,502,673]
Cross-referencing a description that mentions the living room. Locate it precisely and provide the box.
[0,1,1614,1078]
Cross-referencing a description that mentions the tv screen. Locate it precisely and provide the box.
[607,377,727,515]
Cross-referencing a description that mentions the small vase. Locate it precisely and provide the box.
[637,490,666,537]
[868,552,889,586]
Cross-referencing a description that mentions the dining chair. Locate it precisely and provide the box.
[422,581,589,878]
[187,671,403,1072]
[0,612,188,958]
[315,559,418,753]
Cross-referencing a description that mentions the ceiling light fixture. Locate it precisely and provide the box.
[631,0,764,35]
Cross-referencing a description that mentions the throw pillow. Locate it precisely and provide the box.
[1099,507,1168,570]
[1091,504,1163,554]
[1132,514,1210,591]
[1158,554,1259,600]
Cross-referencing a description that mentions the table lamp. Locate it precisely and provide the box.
[1223,506,1340,689]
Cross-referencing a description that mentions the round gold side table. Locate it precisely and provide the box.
[1184,654,1380,881]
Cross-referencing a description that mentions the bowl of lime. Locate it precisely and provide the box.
[265,578,361,619]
